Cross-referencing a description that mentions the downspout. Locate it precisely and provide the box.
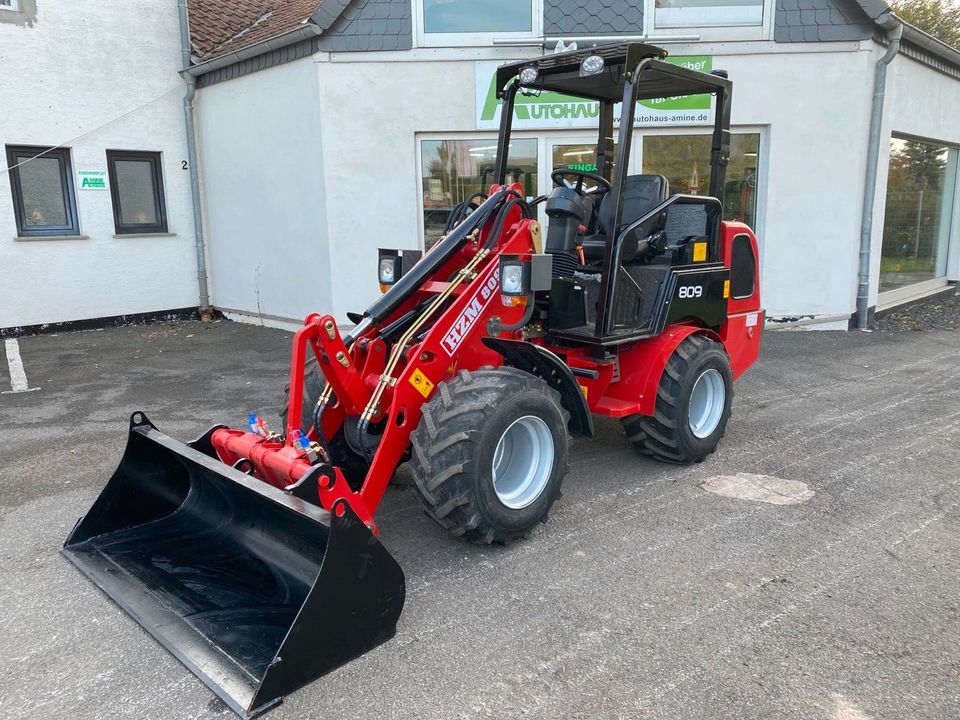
[856,14,903,329]
[178,0,214,321]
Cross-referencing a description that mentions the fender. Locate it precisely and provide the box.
[607,325,722,417]
[481,337,594,437]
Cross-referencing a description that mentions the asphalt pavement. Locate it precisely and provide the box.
[1,320,958,720]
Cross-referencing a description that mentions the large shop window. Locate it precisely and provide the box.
[107,151,168,235]
[641,133,761,229]
[421,139,538,248]
[418,0,536,46]
[654,0,764,28]
[5,145,80,238]
[880,138,958,293]
[551,143,617,194]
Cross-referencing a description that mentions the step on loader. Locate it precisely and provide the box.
[64,43,763,717]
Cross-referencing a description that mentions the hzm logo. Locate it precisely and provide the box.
[441,269,500,355]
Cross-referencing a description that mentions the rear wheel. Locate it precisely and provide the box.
[622,334,732,463]
[410,367,569,544]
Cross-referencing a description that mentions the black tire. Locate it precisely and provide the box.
[279,354,326,433]
[410,367,569,544]
[622,334,732,464]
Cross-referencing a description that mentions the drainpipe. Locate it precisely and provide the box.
[177,0,214,322]
[856,14,903,329]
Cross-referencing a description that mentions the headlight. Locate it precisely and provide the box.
[580,54,605,77]
[519,66,539,85]
[379,257,398,284]
[499,256,530,298]
[501,264,524,295]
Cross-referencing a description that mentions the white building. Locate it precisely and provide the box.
[0,0,201,331]
[3,0,959,334]
[188,0,960,331]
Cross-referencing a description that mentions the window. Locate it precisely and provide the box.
[106,151,167,234]
[420,138,538,247]
[417,0,539,47]
[6,145,80,237]
[880,137,958,293]
[551,143,618,194]
[641,133,761,230]
[654,0,763,28]
[0,0,20,11]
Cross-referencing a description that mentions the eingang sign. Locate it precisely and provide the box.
[475,56,714,130]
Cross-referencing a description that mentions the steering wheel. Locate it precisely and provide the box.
[551,168,612,197]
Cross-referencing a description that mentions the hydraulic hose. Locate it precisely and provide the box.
[482,197,533,251]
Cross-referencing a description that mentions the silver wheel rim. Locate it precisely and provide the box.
[688,368,725,439]
[492,415,555,509]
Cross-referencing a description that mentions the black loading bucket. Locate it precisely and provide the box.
[63,413,405,718]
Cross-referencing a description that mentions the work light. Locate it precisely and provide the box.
[499,255,531,303]
[379,256,399,285]
[519,65,539,85]
[580,54,605,77]
[502,264,525,295]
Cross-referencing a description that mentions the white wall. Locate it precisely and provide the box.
[195,59,331,323]
[195,44,884,324]
[717,48,875,318]
[312,47,876,321]
[867,52,960,302]
[0,0,199,329]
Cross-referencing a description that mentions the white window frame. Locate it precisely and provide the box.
[413,0,543,48]
[643,0,773,42]
[0,0,21,12]
[634,125,769,258]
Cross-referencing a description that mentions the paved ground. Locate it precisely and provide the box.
[2,321,959,720]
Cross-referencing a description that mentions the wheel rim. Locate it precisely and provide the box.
[688,368,725,439]
[491,415,555,509]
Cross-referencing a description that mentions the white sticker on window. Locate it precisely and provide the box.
[745,313,758,328]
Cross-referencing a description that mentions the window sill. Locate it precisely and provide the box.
[113,232,177,239]
[15,234,89,242]
[877,277,950,311]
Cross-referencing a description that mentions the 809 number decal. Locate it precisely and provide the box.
[678,285,704,299]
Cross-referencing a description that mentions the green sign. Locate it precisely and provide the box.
[78,170,108,191]
[476,56,714,130]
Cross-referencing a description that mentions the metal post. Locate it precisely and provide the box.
[856,16,903,329]
[494,83,519,186]
[177,0,213,320]
[596,60,648,338]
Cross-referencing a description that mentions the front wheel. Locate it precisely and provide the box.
[622,334,733,463]
[410,367,570,544]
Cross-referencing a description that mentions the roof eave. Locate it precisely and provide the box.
[184,21,323,77]
[897,18,960,68]
[852,0,960,71]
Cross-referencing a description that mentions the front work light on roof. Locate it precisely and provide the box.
[580,54,605,77]
[519,66,539,85]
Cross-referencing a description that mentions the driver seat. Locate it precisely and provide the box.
[581,174,669,262]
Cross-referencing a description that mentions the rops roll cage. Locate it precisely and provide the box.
[492,43,733,342]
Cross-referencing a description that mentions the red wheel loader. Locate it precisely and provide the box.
[64,43,763,717]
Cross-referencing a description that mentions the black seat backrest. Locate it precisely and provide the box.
[582,174,669,262]
[599,174,669,237]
